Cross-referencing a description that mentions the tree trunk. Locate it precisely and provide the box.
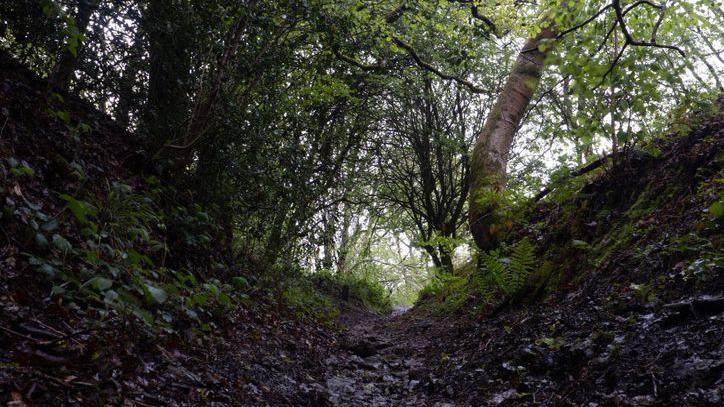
[50,0,98,92]
[320,209,336,271]
[152,5,253,171]
[335,207,354,273]
[264,207,288,265]
[143,0,192,160]
[421,244,443,270]
[439,246,454,274]
[469,27,557,251]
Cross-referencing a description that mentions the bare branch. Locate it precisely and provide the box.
[623,0,663,15]
[650,4,667,43]
[385,4,407,24]
[392,36,490,94]
[448,0,498,35]
[594,42,628,89]
[534,154,610,201]
[331,47,385,71]
[471,5,498,35]
[557,4,613,39]
[613,0,685,57]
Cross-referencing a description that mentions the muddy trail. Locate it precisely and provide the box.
[319,289,723,406]
[321,307,454,406]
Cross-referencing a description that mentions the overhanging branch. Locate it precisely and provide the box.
[393,37,489,94]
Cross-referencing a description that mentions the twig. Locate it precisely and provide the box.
[0,116,8,139]
[557,4,614,39]
[33,371,74,388]
[392,37,489,94]
[533,154,610,202]
[594,42,628,89]
[613,0,685,56]
[0,324,41,343]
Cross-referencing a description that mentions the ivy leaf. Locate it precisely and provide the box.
[145,284,168,304]
[52,234,73,252]
[60,194,96,224]
[34,233,49,250]
[232,276,249,290]
[41,219,59,232]
[85,276,112,291]
[38,263,57,277]
[707,200,724,220]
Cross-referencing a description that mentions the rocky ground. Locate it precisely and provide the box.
[323,308,446,406]
[317,291,722,406]
[314,104,724,406]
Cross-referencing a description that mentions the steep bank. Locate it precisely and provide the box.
[286,100,723,406]
[405,99,723,405]
[0,51,340,405]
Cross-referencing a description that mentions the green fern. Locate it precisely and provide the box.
[481,249,508,293]
[480,238,536,296]
[509,237,535,292]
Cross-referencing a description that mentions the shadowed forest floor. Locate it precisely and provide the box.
[315,285,723,406]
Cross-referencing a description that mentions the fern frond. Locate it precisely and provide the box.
[510,237,535,291]
[482,250,511,295]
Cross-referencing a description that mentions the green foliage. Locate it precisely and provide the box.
[2,0,721,343]
[629,283,654,305]
[16,179,243,334]
[480,238,536,296]
[60,193,97,225]
[417,271,469,316]
[707,199,724,220]
[535,336,565,351]
[282,278,340,327]
[8,160,34,178]
[311,270,392,314]
[97,182,162,246]
[571,239,591,250]
[417,237,540,315]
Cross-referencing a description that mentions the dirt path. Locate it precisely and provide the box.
[321,307,455,406]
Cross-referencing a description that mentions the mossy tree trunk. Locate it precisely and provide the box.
[468,27,556,250]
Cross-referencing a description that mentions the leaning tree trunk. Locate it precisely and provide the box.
[468,27,557,250]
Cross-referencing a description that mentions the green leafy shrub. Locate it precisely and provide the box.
[310,271,392,314]
[21,180,247,334]
[282,278,340,327]
[417,271,469,315]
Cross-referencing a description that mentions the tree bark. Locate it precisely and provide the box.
[468,27,557,250]
[50,0,98,92]
[143,0,192,160]
[439,245,454,274]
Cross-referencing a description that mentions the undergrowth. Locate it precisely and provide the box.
[4,148,391,339]
[274,268,392,327]
[3,165,248,334]
[417,237,541,316]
